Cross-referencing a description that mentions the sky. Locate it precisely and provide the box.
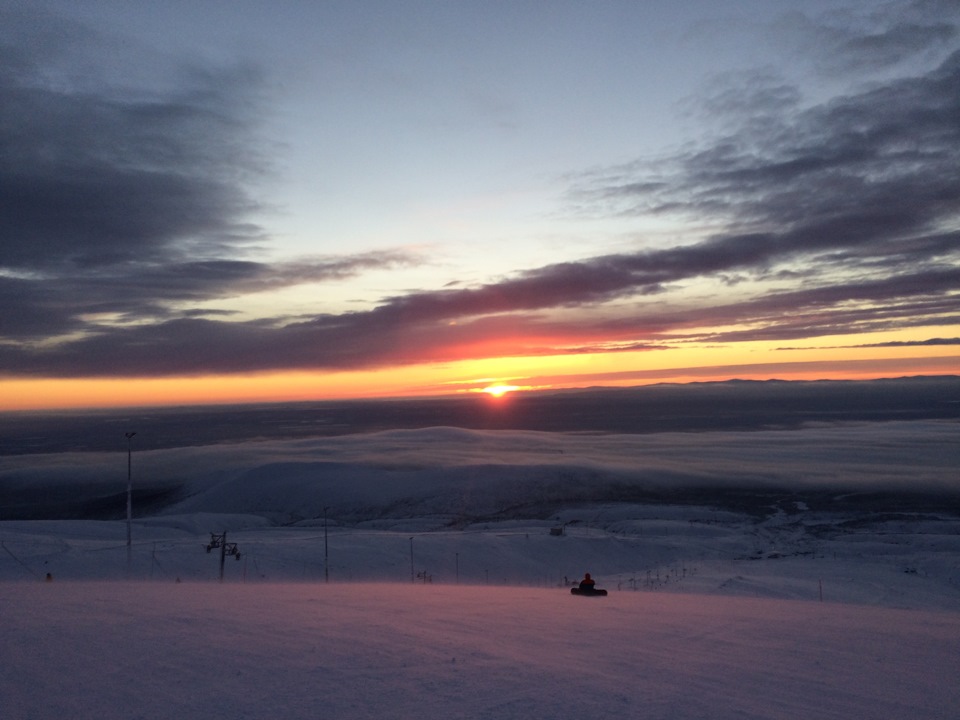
[1,0,958,410]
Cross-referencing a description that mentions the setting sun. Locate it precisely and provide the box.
[482,384,520,398]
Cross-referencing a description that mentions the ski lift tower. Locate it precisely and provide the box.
[125,432,136,569]
[206,532,241,582]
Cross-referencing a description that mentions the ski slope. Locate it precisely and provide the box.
[2,582,958,720]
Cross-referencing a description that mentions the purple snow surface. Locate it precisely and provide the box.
[2,581,958,719]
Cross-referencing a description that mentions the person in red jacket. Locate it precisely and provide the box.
[578,572,595,591]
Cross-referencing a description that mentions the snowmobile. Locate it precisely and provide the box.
[570,586,607,596]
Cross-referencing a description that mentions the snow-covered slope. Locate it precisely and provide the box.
[2,582,958,720]
[2,420,958,610]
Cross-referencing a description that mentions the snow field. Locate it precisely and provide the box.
[3,506,958,611]
[2,582,958,720]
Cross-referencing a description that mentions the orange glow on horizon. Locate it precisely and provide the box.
[0,344,957,412]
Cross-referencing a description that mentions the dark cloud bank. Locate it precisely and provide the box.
[1,4,958,378]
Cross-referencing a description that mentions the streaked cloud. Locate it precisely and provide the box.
[778,337,960,351]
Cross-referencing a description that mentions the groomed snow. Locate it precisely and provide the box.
[2,582,958,720]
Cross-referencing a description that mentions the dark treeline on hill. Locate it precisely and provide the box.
[1,376,957,456]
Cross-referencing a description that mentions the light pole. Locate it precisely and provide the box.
[324,506,329,583]
[409,537,414,583]
[125,432,136,562]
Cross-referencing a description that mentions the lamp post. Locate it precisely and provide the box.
[324,506,329,583]
[125,432,136,564]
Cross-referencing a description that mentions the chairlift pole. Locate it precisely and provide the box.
[220,530,227,582]
[125,432,136,566]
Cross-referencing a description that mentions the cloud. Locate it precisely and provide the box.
[684,268,960,344]
[0,251,420,341]
[556,42,960,347]
[777,337,960,351]
[585,51,960,240]
[770,0,960,77]
[1,3,958,380]
[0,9,275,345]
[510,357,960,390]
[0,29,266,271]
[2,257,954,378]
[0,13,421,347]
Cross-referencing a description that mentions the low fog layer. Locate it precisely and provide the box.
[2,419,957,524]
